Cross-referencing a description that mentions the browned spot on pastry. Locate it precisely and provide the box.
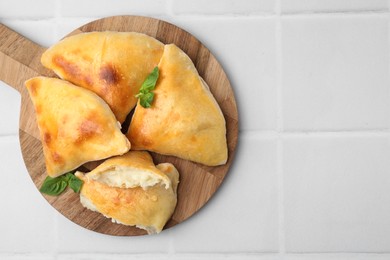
[35,104,42,114]
[27,81,39,96]
[52,55,93,87]
[190,136,197,142]
[76,119,100,143]
[43,132,51,145]
[99,64,120,85]
[53,55,80,77]
[84,75,94,86]
[124,194,134,204]
[123,188,142,204]
[52,152,64,164]
[141,138,153,147]
[112,194,121,205]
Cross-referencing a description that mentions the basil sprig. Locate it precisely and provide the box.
[136,66,159,108]
[40,172,83,196]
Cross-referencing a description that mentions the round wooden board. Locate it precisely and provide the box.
[17,16,238,236]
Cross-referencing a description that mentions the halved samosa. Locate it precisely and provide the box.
[25,77,130,177]
[41,31,164,123]
[127,44,228,166]
[75,151,179,234]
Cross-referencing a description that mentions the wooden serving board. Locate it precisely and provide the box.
[0,16,238,236]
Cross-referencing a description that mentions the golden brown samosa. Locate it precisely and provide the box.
[41,31,164,123]
[127,44,227,166]
[25,77,130,177]
[75,151,179,234]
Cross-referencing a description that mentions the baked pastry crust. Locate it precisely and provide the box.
[41,31,164,123]
[76,151,179,234]
[25,76,130,177]
[127,44,228,166]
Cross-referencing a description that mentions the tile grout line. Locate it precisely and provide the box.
[281,9,389,16]
[275,0,286,255]
[276,138,285,255]
[1,10,389,22]
[159,9,390,18]
[275,0,283,133]
[239,130,390,140]
[388,12,390,130]
[0,134,18,139]
[8,252,390,259]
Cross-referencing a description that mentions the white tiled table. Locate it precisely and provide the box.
[0,1,389,259]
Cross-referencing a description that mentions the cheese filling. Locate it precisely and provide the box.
[90,167,169,189]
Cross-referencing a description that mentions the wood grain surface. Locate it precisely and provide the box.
[0,16,238,236]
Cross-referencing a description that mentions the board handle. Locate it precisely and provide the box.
[0,23,52,93]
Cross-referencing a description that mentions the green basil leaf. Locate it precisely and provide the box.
[136,67,159,108]
[63,172,72,182]
[39,176,68,196]
[39,172,83,196]
[139,92,155,108]
[140,66,159,93]
[67,173,83,193]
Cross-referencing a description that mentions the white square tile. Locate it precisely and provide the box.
[56,18,100,40]
[56,214,172,253]
[0,82,20,136]
[172,0,275,14]
[171,134,279,252]
[283,136,390,252]
[0,136,57,253]
[281,0,388,13]
[169,256,281,260]
[0,255,55,260]
[59,0,168,17]
[283,254,390,260]
[282,16,390,131]
[57,255,170,260]
[168,17,277,131]
[1,20,57,47]
[57,254,281,260]
[0,0,56,18]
